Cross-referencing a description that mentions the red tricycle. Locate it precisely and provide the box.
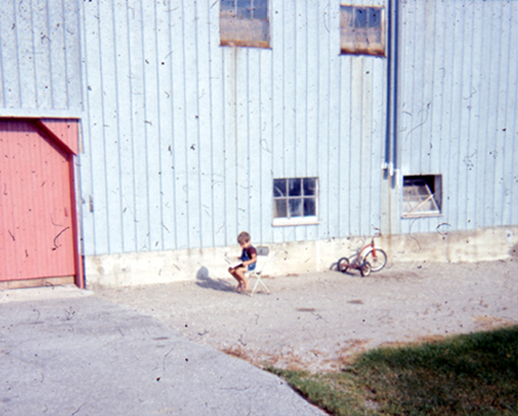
[337,229,387,277]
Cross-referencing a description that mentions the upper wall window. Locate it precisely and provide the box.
[273,178,319,226]
[220,0,269,48]
[340,5,385,57]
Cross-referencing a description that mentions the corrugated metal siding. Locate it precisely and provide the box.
[79,0,388,256]
[396,0,518,234]
[0,0,83,117]
[5,0,516,258]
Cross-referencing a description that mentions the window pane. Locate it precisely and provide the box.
[237,0,251,19]
[341,6,353,28]
[289,199,302,217]
[289,178,301,196]
[355,8,368,28]
[221,0,236,16]
[404,179,430,197]
[273,179,286,197]
[303,178,316,196]
[252,0,268,20]
[274,199,287,218]
[369,8,382,27]
[303,198,316,216]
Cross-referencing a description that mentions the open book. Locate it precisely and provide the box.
[224,253,243,269]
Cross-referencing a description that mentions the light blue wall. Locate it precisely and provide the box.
[394,0,518,235]
[78,0,388,256]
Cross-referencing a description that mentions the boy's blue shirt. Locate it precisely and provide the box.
[241,246,257,271]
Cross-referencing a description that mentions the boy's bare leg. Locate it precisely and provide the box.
[234,267,249,291]
[229,267,247,290]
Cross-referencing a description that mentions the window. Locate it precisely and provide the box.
[273,178,318,225]
[402,175,442,218]
[220,0,269,48]
[340,5,385,57]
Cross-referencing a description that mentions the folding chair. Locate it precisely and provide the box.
[245,246,270,296]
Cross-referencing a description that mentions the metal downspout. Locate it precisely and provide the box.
[384,0,399,234]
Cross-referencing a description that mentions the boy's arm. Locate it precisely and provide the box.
[242,249,257,267]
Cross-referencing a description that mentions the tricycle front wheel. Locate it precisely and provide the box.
[364,249,387,272]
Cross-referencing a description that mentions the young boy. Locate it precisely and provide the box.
[228,231,257,292]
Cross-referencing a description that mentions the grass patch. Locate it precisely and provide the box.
[267,326,518,415]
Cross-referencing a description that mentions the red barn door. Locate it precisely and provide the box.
[0,119,83,288]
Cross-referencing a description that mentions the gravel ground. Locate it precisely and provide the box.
[95,260,518,372]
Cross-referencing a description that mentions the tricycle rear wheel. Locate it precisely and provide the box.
[337,257,350,273]
[360,261,372,277]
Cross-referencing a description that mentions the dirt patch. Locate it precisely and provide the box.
[473,315,516,331]
[222,345,253,361]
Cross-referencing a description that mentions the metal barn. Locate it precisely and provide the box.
[1,0,517,287]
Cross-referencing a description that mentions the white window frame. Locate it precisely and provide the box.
[273,177,319,226]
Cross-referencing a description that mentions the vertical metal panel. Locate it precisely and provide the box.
[196,0,215,249]
[270,2,284,245]
[221,48,238,244]
[0,0,22,108]
[182,0,201,249]
[0,0,82,116]
[82,0,109,255]
[294,0,310,242]
[169,0,188,250]
[156,0,175,251]
[327,2,342,241]
[113,0,137,253]
[209,1,228,248]
[130,0,151,252]
[234,48,250,236]
[505,1,518,226]
[305,0,320,243]
[100,0,123,254]
[397,0,518,235]
[0,120,76,281]
[247,50,263,242]
[315,0,331,242]
[258,48,274,244]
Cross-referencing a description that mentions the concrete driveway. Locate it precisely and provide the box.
[0,286,325,416]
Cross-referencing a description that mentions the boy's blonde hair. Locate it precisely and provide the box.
[237,231,251,244]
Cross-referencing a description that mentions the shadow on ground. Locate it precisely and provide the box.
[196,266,235,292]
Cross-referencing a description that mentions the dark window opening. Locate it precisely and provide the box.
[402,175,442,218]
